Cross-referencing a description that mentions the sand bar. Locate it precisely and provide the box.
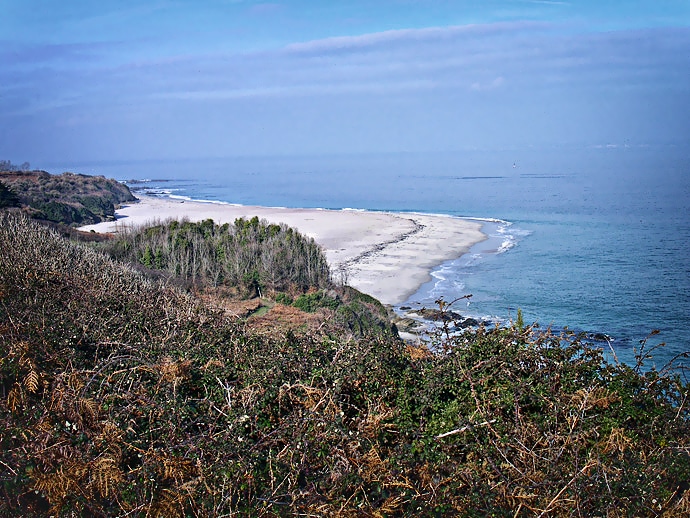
[80,196,486,305]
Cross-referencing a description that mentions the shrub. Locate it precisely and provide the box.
[292,291,340,312]
[275,292,293,305]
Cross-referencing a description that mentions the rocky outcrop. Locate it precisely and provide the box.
[394,306,493,342]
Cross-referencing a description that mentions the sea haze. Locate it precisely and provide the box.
[47,146,690,368]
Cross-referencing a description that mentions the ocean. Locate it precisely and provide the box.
[45,147,690,369]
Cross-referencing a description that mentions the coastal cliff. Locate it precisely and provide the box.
[0,169,135,226]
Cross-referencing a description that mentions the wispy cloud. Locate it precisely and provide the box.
[183,24,686,101]
[0,41,114,66]
[2,18,689,160]
[155,78,440,101]
[283,21,549,55]
[522,1,570,5]
[471,76,506,91]
[248,3,284,16]
[6,21,688,116]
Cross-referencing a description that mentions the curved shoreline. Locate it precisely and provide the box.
[80,195,487,305]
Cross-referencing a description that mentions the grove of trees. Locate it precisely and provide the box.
[104,217,331,296]
[0,159,30,171]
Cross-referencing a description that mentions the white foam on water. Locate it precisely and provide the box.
[462,216,512,225]
[496,237,516,254]
[490,221,532,255]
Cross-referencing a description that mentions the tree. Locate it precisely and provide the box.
[0,159,29,171]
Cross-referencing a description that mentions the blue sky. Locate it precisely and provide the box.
[1,1,688,163]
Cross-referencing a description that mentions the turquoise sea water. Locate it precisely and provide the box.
[46,147,690,368]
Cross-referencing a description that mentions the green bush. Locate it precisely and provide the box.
[34,201,87,224]
[274,292,293,305]
[292,291,340,312]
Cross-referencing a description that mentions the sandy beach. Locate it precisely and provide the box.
[80,196,486,305]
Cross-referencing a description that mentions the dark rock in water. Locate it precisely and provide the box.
[393,317,427,334]
[457,317,481,329]
[400,306,411,311]
[418,308,463,322]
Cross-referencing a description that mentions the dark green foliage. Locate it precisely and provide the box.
[516,307,525,331]
[394,324,690,515]
[102,217,331,296]
[332,285,396,337]
[0,181,19,208]
[1,213,689,517]
[292,291,340,312]
[274,292,294,305]
[290,287,396,337]
[0,170,135,225]
[32,200,86,224]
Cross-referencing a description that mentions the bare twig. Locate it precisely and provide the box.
[435,419,497,439]
[537,461,596,517]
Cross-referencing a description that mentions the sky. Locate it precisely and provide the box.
[1,0,689,164]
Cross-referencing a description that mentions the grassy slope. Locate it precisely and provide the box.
[1,213,689,517]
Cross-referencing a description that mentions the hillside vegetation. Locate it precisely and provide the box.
[1,213,690,516]
[98,216,395,339]
[0,169,135,225]
[102,216,330,297]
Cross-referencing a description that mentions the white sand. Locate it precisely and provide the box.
[80,196,486,305]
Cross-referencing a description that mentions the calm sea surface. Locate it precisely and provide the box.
[46,147,690,368]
